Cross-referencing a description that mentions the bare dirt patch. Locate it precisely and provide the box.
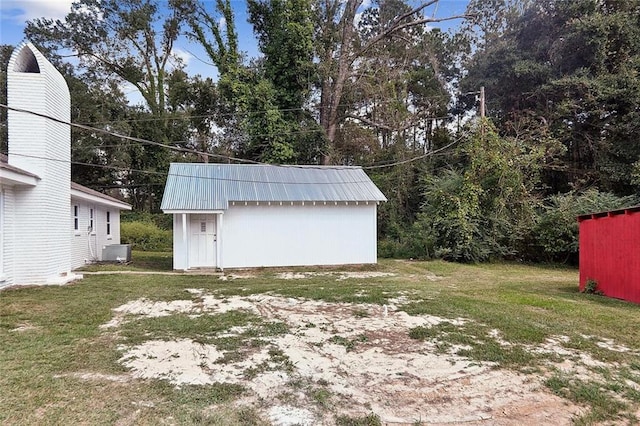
[99,290,592,425]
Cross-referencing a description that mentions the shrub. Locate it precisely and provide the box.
[531,190,637,263]
[121,211,172,230]
[121,221,172,251]
[582,278,600,294]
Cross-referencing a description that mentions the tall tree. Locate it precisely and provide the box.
[460,0,640,194]
[25,0,189,119]
[315,0,467,163]
[0,45,13,153]
[25,0,195,210]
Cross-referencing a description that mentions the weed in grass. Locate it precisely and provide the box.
[408,325,439,340]
[620,368,640,386]
[275,391,296,404]
[181,405,266,426]
[215,351,245,364]
[234,407,264,426]
[243,321,289,337]
[310,387,333,408]
[268,347,292,368]
[582,278,601,295]
[335,412,382,426]
[545,372,629,424]
[353,308,369,318]
[316,378,330,386]
[244,346,295,379]
[329,334,368,352]
[118,311,260,345]
[160,382,245,405]
[410,322,539,367]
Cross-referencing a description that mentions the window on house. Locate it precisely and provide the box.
[73,205,79,231]
[106,211,111,236]
[89,208,94,232]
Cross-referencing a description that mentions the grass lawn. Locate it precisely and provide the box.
[1,252,639,425]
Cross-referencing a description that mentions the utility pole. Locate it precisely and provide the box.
[479,86,485,118]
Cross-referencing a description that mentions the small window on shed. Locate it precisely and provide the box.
[106,211,111,236]
[201,222,206,232]
[89,208,94,232]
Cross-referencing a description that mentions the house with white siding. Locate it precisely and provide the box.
[0,41,130,289]
[161,163,387,270]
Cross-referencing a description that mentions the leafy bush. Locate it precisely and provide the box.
[121,211,172,230]
[582,278,601,295]
[531,190,637,263]
[121,221,172,251]
[410,121,540,263]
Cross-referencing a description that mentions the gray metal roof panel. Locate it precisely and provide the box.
[160,163,387,211]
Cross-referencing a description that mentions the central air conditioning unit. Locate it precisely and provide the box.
[102,244,132,262]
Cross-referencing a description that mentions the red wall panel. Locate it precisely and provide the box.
[579,209,640,304]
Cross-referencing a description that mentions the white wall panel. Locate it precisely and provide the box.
[173,213,189,270]
[221,203,377,268]
[0,187,15,289]
[70,201,122,270]
[7,43,71,284]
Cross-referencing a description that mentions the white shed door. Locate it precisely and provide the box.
[189,214,216,268]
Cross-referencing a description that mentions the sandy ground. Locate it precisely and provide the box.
[101,290,596,425]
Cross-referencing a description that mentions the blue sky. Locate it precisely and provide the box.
[0,0,469,102]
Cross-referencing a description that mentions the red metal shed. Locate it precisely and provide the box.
[578,206,640,304]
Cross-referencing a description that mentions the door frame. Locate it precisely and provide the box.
[176,210,224,271]
[188,214,216,268]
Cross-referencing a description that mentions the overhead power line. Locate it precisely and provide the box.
[1,103,464,173]
[1,103,261,165]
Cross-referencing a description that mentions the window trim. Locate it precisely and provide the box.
[73,205,80,235]
[89,207,95,234]
[106,210,112,239]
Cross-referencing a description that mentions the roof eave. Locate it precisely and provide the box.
[0,168,39,186]
[71,189,132,210]
[162,209,226,214]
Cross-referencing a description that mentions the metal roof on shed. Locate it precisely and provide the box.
[161,163,387,211]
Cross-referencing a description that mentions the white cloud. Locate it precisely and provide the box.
[172,47,193,67]
[2,0,74,21]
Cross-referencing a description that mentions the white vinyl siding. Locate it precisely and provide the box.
[0,187,15,288]
[222,204,377,268]
[73,205,79,232]
[70,201,122,270]
[7,43,72,284]
[0,189,4,281]
[171,203,378,270]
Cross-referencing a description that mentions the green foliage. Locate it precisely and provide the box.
[583,279,599,295]
[335,413,382,426]
[461,0,640,194]
[121,221,172,251]
[121,211,172,230]
[532,190,637,263]
[415,120,539,262]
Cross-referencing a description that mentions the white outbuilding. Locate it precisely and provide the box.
[161,163,387,270]
[0,41,131,289]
